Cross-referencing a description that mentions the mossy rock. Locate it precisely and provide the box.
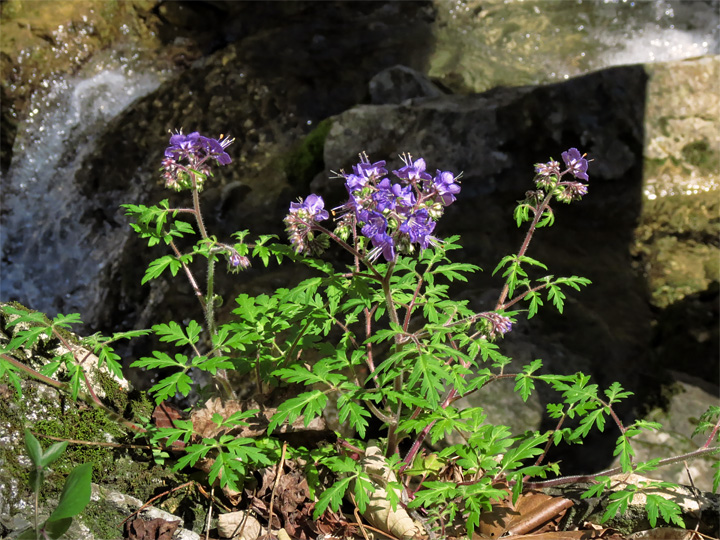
[0,303,204,539]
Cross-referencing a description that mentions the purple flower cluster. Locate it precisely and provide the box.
[161,130,233,191]
[533,147,590,203]
[342,153,460,262]
[285,153,461,262]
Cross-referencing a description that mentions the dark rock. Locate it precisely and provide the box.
[369,64,445,105]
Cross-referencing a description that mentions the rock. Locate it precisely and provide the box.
[608,372,720,493]
[0,302,203,539]
[369,65,445,105]
[319,56,719,474]
[544,473,719,537]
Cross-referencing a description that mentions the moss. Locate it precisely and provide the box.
[282,118,333,188]
[81,499,125,540]
[32,406,123,484]
[681,139,720,174]
[96,368,129,413]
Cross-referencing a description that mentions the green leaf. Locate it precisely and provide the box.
[314,475,353,519]
[142,255,182,285]
[48,462,93,521]
[645,493,685,528]
[148,371,193,403]
[514,374,535,402]
[42,517,73,540]
[267,390,328,435]
[601,488,634,523]
[24,429,43,468]
[41,441,69,468]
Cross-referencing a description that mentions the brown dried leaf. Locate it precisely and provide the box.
[151,402,184,429]
[126,517,180,540]
[490,531,610,540]
[189,398,328,444]
[628,528,708,540]
[190,397,245,439]
[477,489,573,537]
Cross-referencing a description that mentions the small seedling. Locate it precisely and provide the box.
[19,429,92,540]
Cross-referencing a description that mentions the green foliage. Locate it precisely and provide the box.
[5,146,711,538]
[20,430,92,540]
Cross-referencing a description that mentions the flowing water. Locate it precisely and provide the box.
[1,0,717,321]
[430,0,718,92]
[1,49,173,320]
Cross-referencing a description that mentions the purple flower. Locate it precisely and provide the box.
[228,250,250,272]
[393,155,432,183]
[165,131,233,165]
[369,233,395,262]
[345,173,367,193]
[199,135,233,165]
[373,178,397,213]
[561,148,589,181]
[353,159,388,180]
[399,208,436,249]
[165,131,201,159]
[289,194,330,222]
[431,170,461,206]
[360,211,387,238]
[162,130,233,190]
[373,178,417,214]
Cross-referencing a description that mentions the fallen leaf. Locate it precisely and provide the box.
[125,517,180,540]
[217,510,264,539]
[477,489,573,537]
[628,528,709,540]
[151,402,184,429]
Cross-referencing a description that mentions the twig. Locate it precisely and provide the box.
[351,494,371,540]
[683,461,702,538]
[204,485,214,540]
[268,441,288,532]
[34,433,152,450]
[1,353,144,433]
[523,445,720,490]
[122,481,195,525]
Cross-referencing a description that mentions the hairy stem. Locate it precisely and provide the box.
[495,192,553,310]
[523,445,720,490]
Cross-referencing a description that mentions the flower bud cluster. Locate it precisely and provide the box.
[532,147,589,204]
[285,153,461,262]
[283,194,331,256]
[161,130,233,191]
[480,311,513,338]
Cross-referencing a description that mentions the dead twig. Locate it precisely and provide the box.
[267,441,288,532]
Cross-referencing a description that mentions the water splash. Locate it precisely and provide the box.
[431,0,718,90]
[1,51,171,320]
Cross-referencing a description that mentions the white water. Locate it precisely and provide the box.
[1,51,171,319]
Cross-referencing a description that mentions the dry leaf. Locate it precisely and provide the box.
[217,511,264,539]
[357,444,422,540]
[126,517,180,540]
[628,528,708,540]
[477,489,573,537]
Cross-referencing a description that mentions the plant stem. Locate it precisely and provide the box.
[523,445,720,490]
[495,192,553,310]
[2,353,145,432]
